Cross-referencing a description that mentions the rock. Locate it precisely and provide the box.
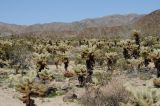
[143,83,146,86]
[63,91,77,102]
[153,79,160,88]
[64,71,75,78]
[44,87,57,96]
[61,84,72,92]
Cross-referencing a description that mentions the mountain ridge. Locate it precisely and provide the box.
[0,10,160,37]
[0,13,143,33]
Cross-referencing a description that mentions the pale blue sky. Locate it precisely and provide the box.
[0,0,160,25]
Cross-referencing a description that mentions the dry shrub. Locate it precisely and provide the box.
[80,78,130,106]
[64,71,75,78]
[8,44,32,69]
[94,71,112,85]
[153,78,160,88]
[116,58,130,70]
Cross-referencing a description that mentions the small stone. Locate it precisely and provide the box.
[63,91,77,102]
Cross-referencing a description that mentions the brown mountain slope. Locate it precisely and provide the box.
[0,14,142,34]
[0,10,160,37]
[0,22,26,33]
[77,25,131,38]
[133,9,160,36]
[78,10,160,37]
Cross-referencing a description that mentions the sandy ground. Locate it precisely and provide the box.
[0,86,81,106]
[0,87,24,106]
[0,63,158,106]
[0,63,83,106]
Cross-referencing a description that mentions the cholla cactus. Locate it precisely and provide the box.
[88,46,96,53]
[9,69,55,105]
[45,44,55,54]
[38,68,54,83]
[32,52,50,71]
[96,41,105,49]
[53,56,61,69]
[0,59,9,68]
[57,43,70,53]
[75,54,85,65]
[0,40,13,60]
[79,45,96,59]
[8,74,22,87]
[105,52,118,70]
[73,64,87,86]
[8,70,37,87]
[33,52,50,62]
[148,49,160,77]
[129,44,140,59]
[80,45,89,58]
[90,39,97,46]
[33,44,46,54]
[73,64,87,76]
[118,39,135,47]
[105,52,118,59]
[8,70,38,106]
[142,36,157,47]
[130,44,139,49]
[123,84,160,106]
[149,49,160,60]
[0,40,13,48]
[94,49,105,66]
[153,44,160,49]
[140,47,152,67]
[127,57,144,70]
[107,41,115,48]
[123,47,130,59]
[132,30,141,46]
[120,40,140,59]
[140,46,152,57]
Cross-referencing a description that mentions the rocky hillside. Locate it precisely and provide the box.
[0,14,142,34]
[0,9,160,37]
[133,9,160,36]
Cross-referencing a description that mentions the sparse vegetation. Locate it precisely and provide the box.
[0,30,160,106]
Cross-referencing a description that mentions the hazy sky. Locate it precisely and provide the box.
[0,0,160,25]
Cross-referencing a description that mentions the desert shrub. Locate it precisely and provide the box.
[153,78,160,88]
[116,58,130,70]
[81,79,130,106]
[94,71,112,85]
[0,39,33,69]
[8,43,32,69]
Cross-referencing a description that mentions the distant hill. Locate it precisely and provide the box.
[0,14,142,33]
[0,10,160,37]
[0,22,26,33]
[133,9,160,36]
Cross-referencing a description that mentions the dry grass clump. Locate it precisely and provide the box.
[80,78,130,106]
[153,78,160,88]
